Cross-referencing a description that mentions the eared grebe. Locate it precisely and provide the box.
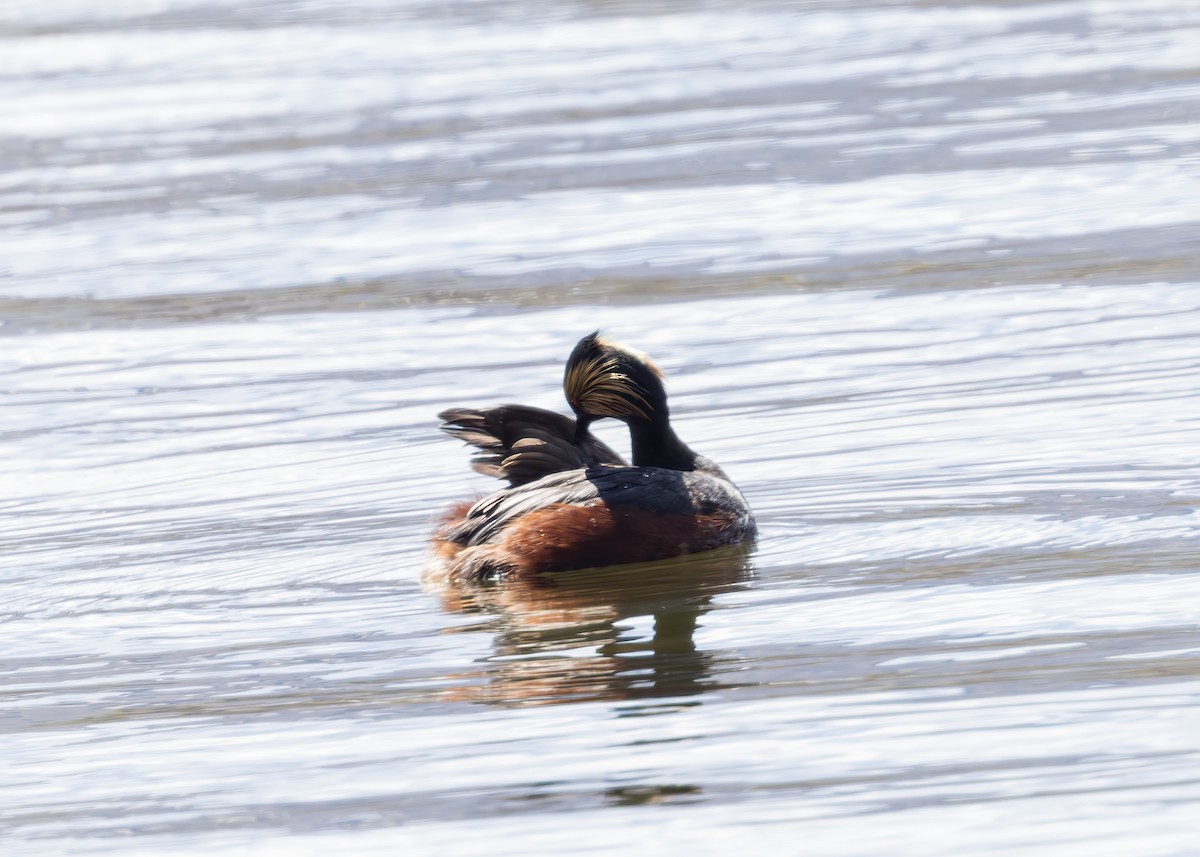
[426,333,755,582]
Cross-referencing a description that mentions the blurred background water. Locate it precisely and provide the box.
[3,1,1200,854]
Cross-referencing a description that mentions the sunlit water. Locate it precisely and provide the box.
[4,1,1200,854]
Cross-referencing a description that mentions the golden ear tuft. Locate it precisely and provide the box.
[565,348,652,420]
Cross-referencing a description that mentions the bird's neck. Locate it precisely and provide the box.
[629,415,698,471]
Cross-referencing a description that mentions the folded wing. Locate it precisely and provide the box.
[438,404,625,487]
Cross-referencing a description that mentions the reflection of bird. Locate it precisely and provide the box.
[427,333,756,582]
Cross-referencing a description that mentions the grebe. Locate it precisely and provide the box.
[426,333,755,582]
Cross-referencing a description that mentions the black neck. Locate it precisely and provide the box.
[629,415,698,471]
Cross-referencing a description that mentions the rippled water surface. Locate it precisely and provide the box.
[4,1,1200,854]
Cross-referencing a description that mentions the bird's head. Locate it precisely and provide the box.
[564,332,667,442]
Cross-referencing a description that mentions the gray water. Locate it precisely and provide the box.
[4,1,1200,854]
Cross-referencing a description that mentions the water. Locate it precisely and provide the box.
[4,1,1200,853]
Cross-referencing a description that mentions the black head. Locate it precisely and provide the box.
[564,332,667,442]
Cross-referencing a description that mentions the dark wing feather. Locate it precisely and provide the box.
[438,404,625,486]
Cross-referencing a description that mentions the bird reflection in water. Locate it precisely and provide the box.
[430,545,753,708]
